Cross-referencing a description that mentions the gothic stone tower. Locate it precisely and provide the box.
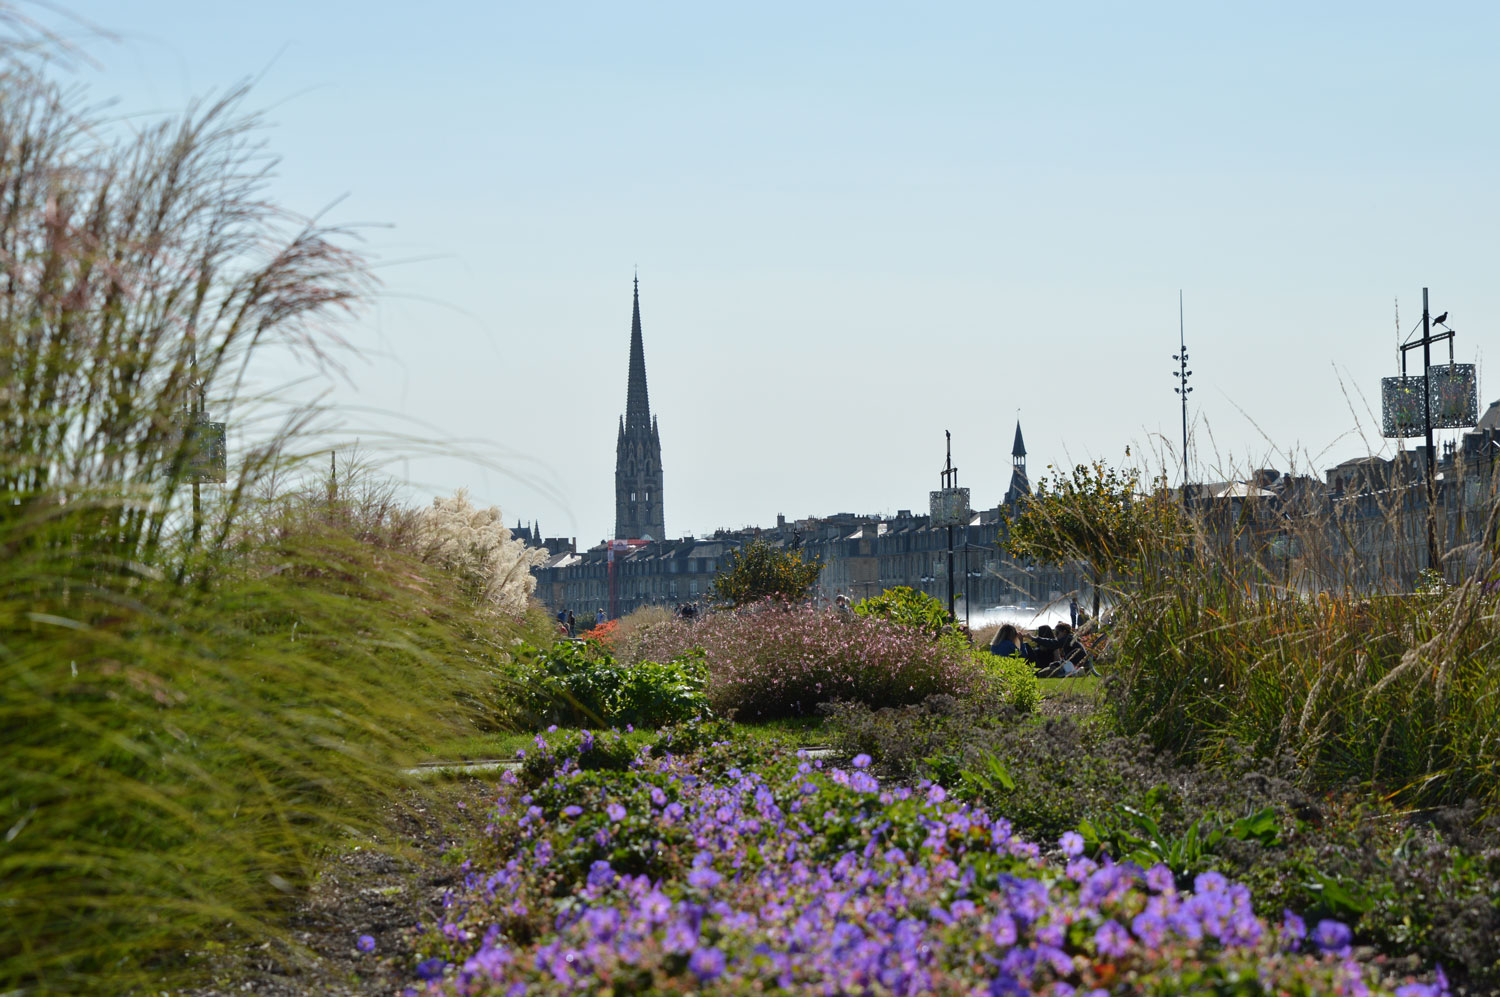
[614,277,665,540]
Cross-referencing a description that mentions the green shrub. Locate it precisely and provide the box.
[973,648,1041,713]
[611,649,709,729]
[853,585,960,640]
[514,641,709,729]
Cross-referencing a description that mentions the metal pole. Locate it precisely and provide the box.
[963,540,971,631]
[1421,287,1440,574]
[1180,291,1189,483]
[946,524,955,619]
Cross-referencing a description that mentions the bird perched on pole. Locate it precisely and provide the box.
[1434,311,1449,326]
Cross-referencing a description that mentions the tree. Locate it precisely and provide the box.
[711,538,822,607]
[1002,460,1182,620]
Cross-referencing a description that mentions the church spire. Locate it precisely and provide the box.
[614,274,666,542]
[1005,419,1030,508]
[624,275,651,433]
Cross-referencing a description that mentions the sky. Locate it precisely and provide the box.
[33,1,1500,544]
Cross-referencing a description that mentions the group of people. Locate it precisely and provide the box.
[989,620,1093,677]
[556,607,608,637]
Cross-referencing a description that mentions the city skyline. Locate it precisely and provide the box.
[47,1,1500,543]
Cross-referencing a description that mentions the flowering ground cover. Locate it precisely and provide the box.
[396,732,1450,996]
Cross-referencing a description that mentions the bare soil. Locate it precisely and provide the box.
[184,780,496,996]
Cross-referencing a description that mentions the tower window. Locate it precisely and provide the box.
[631,491,637,501]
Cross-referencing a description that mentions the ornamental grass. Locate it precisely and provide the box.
[1106,459,1500,819]
[0,52,545,993]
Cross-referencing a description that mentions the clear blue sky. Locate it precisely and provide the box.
[44,1,1500,542]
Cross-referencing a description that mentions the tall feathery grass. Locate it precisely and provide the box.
[0,46,545,994]
[1074,453,1500,818]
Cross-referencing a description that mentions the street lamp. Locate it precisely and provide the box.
[1380,288,1477,575]
[1172,291,1193,490]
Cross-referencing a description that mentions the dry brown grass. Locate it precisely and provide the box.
[612,604,679,665]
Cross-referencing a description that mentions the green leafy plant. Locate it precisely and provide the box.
[973,648,1041,713]
[711,538,823,606]
[514,640,709,728]
[611,649,709,729]
[853,585,960,638]
[1076,787,1280,881]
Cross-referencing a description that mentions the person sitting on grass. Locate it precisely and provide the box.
[1053,621,1093,676]
[1028,625,1065,677]
[989,623,1025,658]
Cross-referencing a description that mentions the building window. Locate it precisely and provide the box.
[631,491,637,501]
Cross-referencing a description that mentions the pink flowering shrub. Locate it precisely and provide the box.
[639,603,980,719]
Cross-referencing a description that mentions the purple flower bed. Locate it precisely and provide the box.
[639,605,979,719]
[399,738,1449,996]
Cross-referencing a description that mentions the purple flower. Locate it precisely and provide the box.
[640,890,672,924]
[1059,831,1085,857]
[1193,870,1228,894]
[1094,919,1132,959]
[689,946,726,980]
[664,918,698,953]
[687,866,722,890]
[1131,910,1168,948]
[852,753,872,768]
[1145,863,1175,893]
[926,784,947,804]
[1281,909,1307,950]
[356,934,375,953]
[561,805,582,818]
[606,802,627,822]
[415,956,446,980]
[989,912,1017,946]
[586,860,614,888]
[1312,918,1352,956]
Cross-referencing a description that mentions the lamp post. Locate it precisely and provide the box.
[1402,290,1457,573]
[930,431,969,620]
[1379,288,1477,581]
[1172,291,1193,492]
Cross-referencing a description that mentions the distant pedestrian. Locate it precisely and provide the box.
[556,608,566,627]
[834,594,852,615]
[1069,596,1079,628]
[566,610,576,636]
[596,607,606,625]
